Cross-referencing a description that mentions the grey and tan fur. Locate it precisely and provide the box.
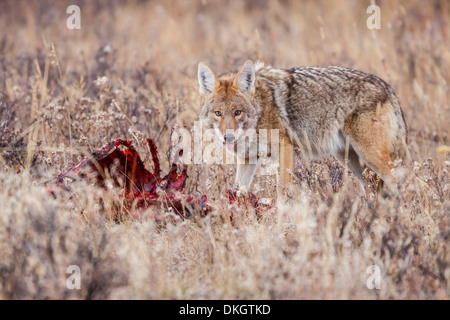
[197,60,407,192]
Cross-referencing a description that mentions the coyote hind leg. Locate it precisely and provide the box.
[344,107,399,189]
[335,144,365,186]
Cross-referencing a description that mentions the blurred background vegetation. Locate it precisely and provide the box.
[0,0,448,299]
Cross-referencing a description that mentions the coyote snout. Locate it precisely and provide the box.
[197,60,407,193]
[223,133,236,144]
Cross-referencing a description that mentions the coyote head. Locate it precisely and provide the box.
[197,60,259,151]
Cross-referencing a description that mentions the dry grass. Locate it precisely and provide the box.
[0,0,448,299]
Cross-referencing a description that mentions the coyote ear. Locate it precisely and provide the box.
[198,62,217,95]
[234,60,255,94]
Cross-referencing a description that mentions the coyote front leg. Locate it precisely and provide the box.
[279,136,294,187]
[235,162,258,193]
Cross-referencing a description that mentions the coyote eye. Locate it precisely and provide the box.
[214,111,222,117]
[234,110,242,116]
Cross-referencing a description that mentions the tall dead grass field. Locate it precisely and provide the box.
[0,0,448,299]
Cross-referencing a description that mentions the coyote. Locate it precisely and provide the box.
[197,60,407,192]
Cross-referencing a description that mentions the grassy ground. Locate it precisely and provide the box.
[0,0,448,299]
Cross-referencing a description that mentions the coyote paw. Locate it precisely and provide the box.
[235,186,249,197]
